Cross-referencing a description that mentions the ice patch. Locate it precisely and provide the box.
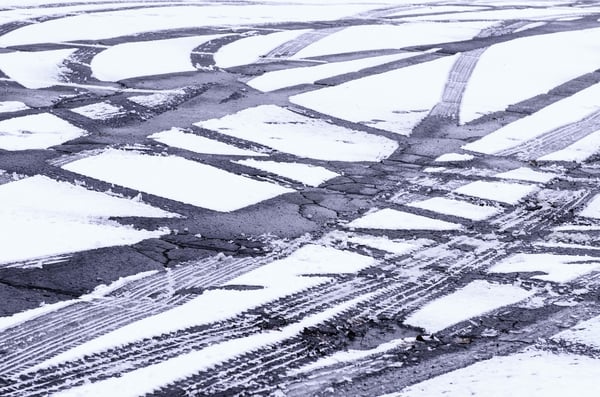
[62,149,294,212]
[434,153,474,162]
[495,167,556,183]
[408,197,500,221]
[453,180,537,204]
[347,208,462,231]
[0,113,86,150]
[0,48,75,89]
[234,159,339,187]
[404,280,535,333]
[71,102,125,120]
[196,105,398,161]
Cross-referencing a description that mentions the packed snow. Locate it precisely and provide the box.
[195,105,399,161]
[62,149,294,212]
[0,113,86,150]
[234,159,339,187]
[71,102,125,120]
[495,167,556,183]
[0,48,75,89]
[488,253,600,283]
[0,101,29,113]
[453,181,537,204]
[347,208,462,231]
[91,35,226,81]
[408,197,500,221]
[404,280,535,333]
[149,128,267,157]
[290,55,458,136]
[538,128,600,162]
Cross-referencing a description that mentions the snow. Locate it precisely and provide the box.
[91,35,226,81]
[291,22,491,59]
[553,315,600,349]
[460,28,600,124]
[34,245,375,370]
[407,197,500,221]
[51,292,374,397]
[234,159,339,187]
[214,30,309,68]
[61,149,294,212]
[195,105,399,161]
[387,350,600,397]
[149,128,267,157]
[71,102,125,120]
[488,253,600,283]
[344,234,420,256]
[0,48,75,89]
[513,21,547,33]
[403,6,600,22]
[0,5,383,47]
[0,101,29,113]
[247,52,421,92]
[387,6,486,18]
[0,113,86,150]
[538,128,600,162]
[495,167,556,183]
[347,208,462,231]
[290,55,457,136]
[579,194,600,220]
[404,280,535,333]
[0,175,171,265]
[434,153,474,162]
[453,181,537,204]
[127,89,186,108]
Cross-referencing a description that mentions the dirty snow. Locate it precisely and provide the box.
[538,128,600,162]
[387,350,600,397]
[149,128,267,157]
[453,180,537,204]
[434,153,474,162]
[234,159,339,187]
[0,48,75,89]
[404,280,535,333]
[62,149,294,212]
[0,101,29,113]
[196,105,399,161]
[71,102,125,120]
[408,197,500,221]
[495,167,556,183]
[0,113,86,150]
[347,208,462,231]
[290,55,458,136]
[488,253,600,283]
[553,315,600,349]
[92,35,226,81]
[247,52,421,92]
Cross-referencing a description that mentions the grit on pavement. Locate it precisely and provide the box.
[2,0,600,396]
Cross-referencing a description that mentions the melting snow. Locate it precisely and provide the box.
[234,159,339,187]
[347,208,462,231]
[408,197,500,221]
[0,48,75,89]
[0,113,86,150]
[453,180,537,204]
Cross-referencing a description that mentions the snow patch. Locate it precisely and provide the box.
[347,208,462,231]
[495,167,556,183]
[0,101,29,113]
[434,153,474,162]
[408,197,500,221]
[0,113,86,150]
[453,180,537,204]
[0,48,75,89]
[553,315,600,349]
[234,159,339,187]
[71,102,125,120]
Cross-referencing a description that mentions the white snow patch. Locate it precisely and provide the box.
[0,113,86,150]
[387,350,600,397]
[0,101,28,113]
[453,180,537,204]
[345,234,420,256]
[234,159,339,187]
[247,52,420,92]
[34,245,375,371]
[62,149,293,212]
[553,225,600,232]
[195,105,399,161]
[434,153,474,162]
[347,208,462,231]
[553,315,600,349]
[513,21,547,33]
[403,6,600,22]
[92,35,226,81]
[127,89,186,108]
[539,128,600,162]
[149,128,267,157]
[387,6,487,18]
[495,167,556,183]
[71,102,125,120]
[579,194,600,220]
[488,253,600,283]
[0,48,75,89]
[408,197,500,221]
[290,55,458,136]
[404,280,535,333]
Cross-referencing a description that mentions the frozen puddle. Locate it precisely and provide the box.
[195,105,398,161]
[0,101,29,113]
[33,245,375,371]
[149,128,267,157]
[234,159,339,187]
[0,48,75,89]
[91,35,226,81]
[61,149,294,212]
[248,52,425,92]
[553,315,600,349]
[495,167,556,183]
[347,208,462,231]
[71,102,125,120]
[404,280,535,333]
[408,197,500,221]
[0,113,86,150]
[488,253,600,283]
[388,350,600,397]
[453,180,537,205]
[0,175,174,265]
[290,55,458,136]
